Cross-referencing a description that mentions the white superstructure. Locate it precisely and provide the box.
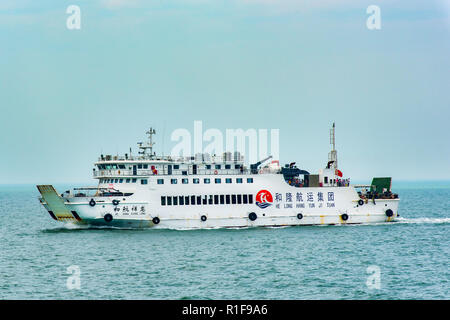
[37,124,400,229]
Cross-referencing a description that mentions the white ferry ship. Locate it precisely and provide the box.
[37,124,399,229]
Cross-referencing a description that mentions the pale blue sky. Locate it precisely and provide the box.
[0,0,449,184]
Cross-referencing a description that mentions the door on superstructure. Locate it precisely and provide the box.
[193,164,197,175]
[168,165,172,175]
[133,165,137,176]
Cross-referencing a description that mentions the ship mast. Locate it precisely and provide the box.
[328,122,337,169]
[137,128,156,159]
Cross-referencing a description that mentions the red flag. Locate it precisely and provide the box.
[335,169,343,177]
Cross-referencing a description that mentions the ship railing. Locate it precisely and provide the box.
[98,155,173,162]
[92,168,269,178]
[353,185,399,200]
[69,187,103,198]
[97,154,245,163]
[69,187,131,198]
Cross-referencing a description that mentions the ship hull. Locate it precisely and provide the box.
[38,174,400,229]
[79,209,398,229]
[41,201,399,229]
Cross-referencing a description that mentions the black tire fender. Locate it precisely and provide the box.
[385,209,394,217]
[297,213,303,220]
[201,215,207,222]
[152,217,160,225]
[112,199,120,206]
[249,212,257,221]
[104,213,113,222]
[341,213,349,221]
[89,199,96,207]
[358,199,364,206]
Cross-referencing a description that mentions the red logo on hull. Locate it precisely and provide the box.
[256,190,273,209]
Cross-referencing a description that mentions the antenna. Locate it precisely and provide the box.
[162,122,166,158]
[138,128,156,159]
[330,122,336,151]
[328,122,337,169]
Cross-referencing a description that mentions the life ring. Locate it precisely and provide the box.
[214,170,218,175]
[112,199,120,206]
[358,199,364,206]
[104,213,113,222]
[89,199,96,207]
[297,213,303,220]
[201,215,207,222]
[152,217,160,225]
[248,212,257,221]
[385,209,394,217]
[341,213,349,221]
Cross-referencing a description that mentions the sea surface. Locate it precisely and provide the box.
[0,182,449,300]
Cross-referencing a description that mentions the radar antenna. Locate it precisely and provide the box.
[328,122,338,169]
[138,128,156,159]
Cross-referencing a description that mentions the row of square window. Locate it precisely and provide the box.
[101,178,138,184]
[175,164,240,170]
[98,164,242,170]
[157,178,253,185]
[98,164,154,170]
[100,178,254,185]
[161,194,254,206]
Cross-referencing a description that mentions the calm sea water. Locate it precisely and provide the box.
[0,182,449,300]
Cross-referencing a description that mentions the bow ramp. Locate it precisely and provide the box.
[37,185,81,222]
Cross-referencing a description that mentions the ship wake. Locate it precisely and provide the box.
[394,217,450,225]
